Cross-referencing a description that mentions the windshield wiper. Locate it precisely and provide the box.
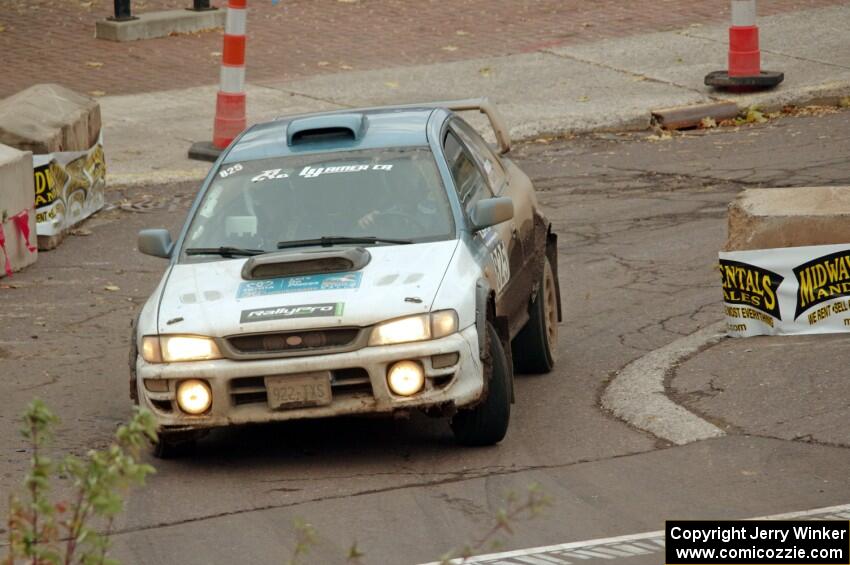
[185,246,266,258]
[277,236,413,249]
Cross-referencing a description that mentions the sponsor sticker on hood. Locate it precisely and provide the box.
[237,272,363,299]
[241,302,344,323]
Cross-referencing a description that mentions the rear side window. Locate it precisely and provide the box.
[444,131,492,210]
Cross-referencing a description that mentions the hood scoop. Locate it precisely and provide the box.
[241,248,371,280]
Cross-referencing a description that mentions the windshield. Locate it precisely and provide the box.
[181,147,455,259]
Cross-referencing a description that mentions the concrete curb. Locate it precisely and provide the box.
[95,9,226,42]
[104,82,850,190]
[109,168,211,189]
[601,321,727,446]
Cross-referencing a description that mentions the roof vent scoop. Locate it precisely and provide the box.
[241,247,371,280]
[287,113,367,146]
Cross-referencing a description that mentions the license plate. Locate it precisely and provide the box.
[264,372,332,410]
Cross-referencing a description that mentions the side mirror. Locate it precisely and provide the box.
[138,229,173,259]
[470,197,514,231]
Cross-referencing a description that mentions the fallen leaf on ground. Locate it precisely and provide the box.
[104,285,120,292]
[648,131,673,142]
[0,25,6,32]
[317,61,330,67]
[699,117,717,129]
[736,106,767,125]
[71,228,93,236]
[441,45,459,52]
[90,90,106,97]
[479,67,492,77]
[384,81,399,89]
[455,30,469,36]
[210,51,221,57]
[340,64,353,70]
[578,96,590,102]
[85,61,103,68]
[840,96,850,108]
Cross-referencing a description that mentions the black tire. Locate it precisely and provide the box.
[152,433,197,459]
[129,316,140,404]
[512,257,558,374]
[451,322,511,446]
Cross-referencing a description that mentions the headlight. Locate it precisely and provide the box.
[368,310,458,346]
[141,335,222,363]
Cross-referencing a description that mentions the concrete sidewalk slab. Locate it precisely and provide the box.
[101,4,850,187]
[547,31,726,94]
[101,85,341,184]
[263,51,705,139]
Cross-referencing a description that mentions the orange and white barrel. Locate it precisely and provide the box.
[728,0,760,77]
[213,0,247,149]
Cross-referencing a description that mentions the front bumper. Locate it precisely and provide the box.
[136,325,482,431]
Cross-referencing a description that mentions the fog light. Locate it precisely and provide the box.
[387,361,425,396]
[176,379,212,415]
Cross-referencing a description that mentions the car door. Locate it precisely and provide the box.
[450,118,541,331]
[443,123,522,323]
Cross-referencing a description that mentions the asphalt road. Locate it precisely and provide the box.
[1,108,849,564]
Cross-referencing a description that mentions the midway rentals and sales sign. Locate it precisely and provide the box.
[720,243,850,337]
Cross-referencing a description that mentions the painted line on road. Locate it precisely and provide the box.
[600,321,727,446]
[426,503,850,565]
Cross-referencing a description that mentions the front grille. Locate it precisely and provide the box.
[229,369,373,407]
[227,328,360,356]
[230,376,267,406]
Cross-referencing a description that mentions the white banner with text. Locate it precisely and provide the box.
[720,243,850,337]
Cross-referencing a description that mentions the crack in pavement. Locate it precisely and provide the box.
[540,48,713,100]
[109,448,659,538]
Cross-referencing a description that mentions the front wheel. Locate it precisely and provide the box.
[152,432,197,459]
[512,257,559,374]
[451,322,511,446]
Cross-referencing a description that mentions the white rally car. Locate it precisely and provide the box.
[131,99,561,457]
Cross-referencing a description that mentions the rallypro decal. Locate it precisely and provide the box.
[237,272,363,299]
[720,243,850,337]
[240,302,344,323]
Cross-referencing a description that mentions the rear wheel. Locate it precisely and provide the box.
[451,322,511,446]
[512,257,558,374]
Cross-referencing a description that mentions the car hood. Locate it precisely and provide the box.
[156,240,459,336]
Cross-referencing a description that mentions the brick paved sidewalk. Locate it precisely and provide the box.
[1,0,846,99]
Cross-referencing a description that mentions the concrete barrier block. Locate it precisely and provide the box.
[0,144,37,277]
[96,9,226,42]
[0,84,101,154]
[725,187,850,251]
